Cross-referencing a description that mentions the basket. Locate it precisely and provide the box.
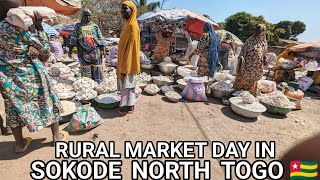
[230,97,266,118]
[260,102,293,115]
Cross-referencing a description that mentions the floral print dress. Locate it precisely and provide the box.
[196,33,210,76]
[0,21,63,132]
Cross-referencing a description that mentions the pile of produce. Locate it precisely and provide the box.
[160,86,174,94]
[165,91,182,100]
[144,84,160,95]
[96,80,117,94]
[258,91,295,108]
[138,72,152,83]
[48,67,61,77]
[211,81,233,91]
[73,77,98,91]
[76,89,98,100]
[237,91,256,104]
[153,76,173,82]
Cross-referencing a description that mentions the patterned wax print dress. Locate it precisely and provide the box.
[0,21,63,132]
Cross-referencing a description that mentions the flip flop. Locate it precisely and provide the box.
[15,137,32,153]
[59,130,69,141]
[52,131,69,147]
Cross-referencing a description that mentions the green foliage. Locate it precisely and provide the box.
[223,12,306,46]
[203,14,212,21]
[217,22,225,30]
[132,0,161,16]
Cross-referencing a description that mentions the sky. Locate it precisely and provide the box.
[149,0,319,42]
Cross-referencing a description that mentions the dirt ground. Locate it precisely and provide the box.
[0,92,320,179]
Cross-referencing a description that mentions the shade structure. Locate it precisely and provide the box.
[138,8,219,38]
[42,22,60,36]
[24,0,81,15]
[289,41,320,52]
[216,30,243,46]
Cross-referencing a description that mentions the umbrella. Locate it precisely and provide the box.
[24,0,81,15]
[42,22,60,36]
[138,8,219,38]
[216,30,243,46]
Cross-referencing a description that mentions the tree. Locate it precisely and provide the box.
[132,0,160,16]
[203,14,212,21]
[160,0,169,10]
[223,12,306,45]
[217,22,225,30]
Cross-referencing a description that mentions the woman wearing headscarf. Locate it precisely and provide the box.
[233,24,268,94]
[0,0,68,152]
[69,8,106,83]
[117,1,140,115]
[196,22,220,78]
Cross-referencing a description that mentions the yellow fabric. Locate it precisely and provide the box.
[275,49,295,68]
[117,1,141,79]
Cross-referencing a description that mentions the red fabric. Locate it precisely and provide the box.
[186,18,219,38]
[59,31,70,36]
[290,161,301,173]
[25,0,81,15]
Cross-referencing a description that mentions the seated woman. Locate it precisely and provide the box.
[153,26,175,61]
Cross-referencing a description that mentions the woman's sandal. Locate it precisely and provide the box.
[15,137,32,153]
[52,130,69,147]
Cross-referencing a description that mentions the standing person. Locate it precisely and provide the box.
[69,8,106,83]
[117,1,140,115]
[219,33,235,70]
[153,26,175,61]
[233,24,268,95]
[0,0,68,153]
[196,22,220,78]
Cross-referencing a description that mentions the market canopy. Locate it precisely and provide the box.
[24,0,82,15]
[289,41,320,52]
[138,8,219,38]
[216,30,243,46]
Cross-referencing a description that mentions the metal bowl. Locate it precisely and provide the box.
[177,79,187,90]
[176,60,189,66]
[152,78,174,87]
[94,93,120,109]
[279,63,296,70]
[211,88,235,98]
[141,64,155,70]
[230,97,266,118]
[158,64,178,75]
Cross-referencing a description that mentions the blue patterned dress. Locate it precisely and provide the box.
[0,21,63,132]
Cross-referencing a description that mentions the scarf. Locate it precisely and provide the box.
[204,22,220,77]
[117,1,140,78]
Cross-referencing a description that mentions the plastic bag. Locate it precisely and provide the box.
[66,104,105,132]
[184,41,198,58]
[297,76,314,91]
[257,80,277,93]
[181,79,207,102]
[305,61,318,71]
[177,66,193,77]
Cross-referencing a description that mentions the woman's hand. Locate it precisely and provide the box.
[27,46,40,59]
[32,11,43,31]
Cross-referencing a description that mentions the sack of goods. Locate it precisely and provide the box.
[181,78,207,102]
[285,89,304,110]
[6,6,56,30]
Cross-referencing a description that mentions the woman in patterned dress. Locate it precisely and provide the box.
[117,1,141,115]
[153,26,175,61]
[196,22,220,78]
[69,8,106,83]
[0,0,68,153]
[233,24,268,95]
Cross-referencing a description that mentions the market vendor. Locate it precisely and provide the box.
[69,8,107,83]
[233,24,268,95]
[196,22,220,78]
[153,25,175,61]
[0,0,68,152]
[219,33,235,70]
[117,1,140,115]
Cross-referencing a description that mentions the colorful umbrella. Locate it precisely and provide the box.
[138,8,219,38]
[216,30,243,46]
[24,0,81,15]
